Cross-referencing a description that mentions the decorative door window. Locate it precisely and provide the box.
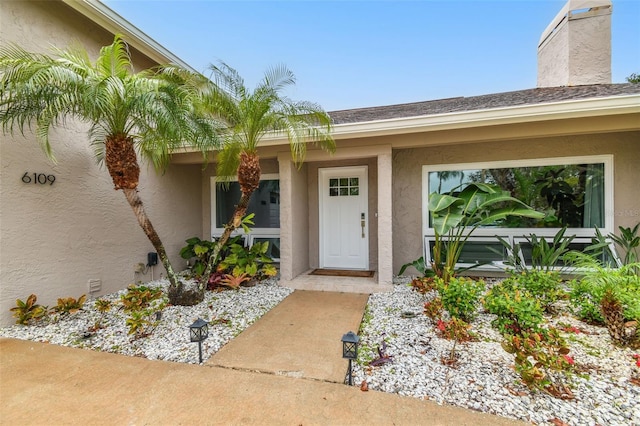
[329,177,359,196]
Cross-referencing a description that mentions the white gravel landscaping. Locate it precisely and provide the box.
[0,277,292,364]
[2,275,638,426]
[354,277,640,426]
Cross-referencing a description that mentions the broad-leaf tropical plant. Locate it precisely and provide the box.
[428,182,544,283]
[0,36,222,305]
[197,61,335,282]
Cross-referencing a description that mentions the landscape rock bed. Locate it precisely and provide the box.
[0,278,292,364]
[2,276,638,425]
[354,277,640,426]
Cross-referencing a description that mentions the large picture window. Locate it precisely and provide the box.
[421,155,614,269]
[211,174,280,260]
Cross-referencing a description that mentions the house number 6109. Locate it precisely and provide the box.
[22,172,56,185]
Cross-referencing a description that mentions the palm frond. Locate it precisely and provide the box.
[260,63,295,93]
[208,60,246,100]
[1,35,221,170]
[96,34,133,78]
[215,142,243,181]
[199,61,334,173]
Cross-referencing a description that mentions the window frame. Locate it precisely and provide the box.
[421,155,615,271]
[210,174,280,241]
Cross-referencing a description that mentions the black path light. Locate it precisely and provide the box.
[341,331,359,385]
[189,318,209,364]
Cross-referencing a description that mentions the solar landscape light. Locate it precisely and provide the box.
[189,318,209,364]
[341,331,359,385]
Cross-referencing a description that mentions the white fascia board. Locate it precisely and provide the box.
[328,94,640,140]
[60,0,195,71]
[254,94,640,146]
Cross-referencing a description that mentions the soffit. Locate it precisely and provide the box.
[60,0,194,70]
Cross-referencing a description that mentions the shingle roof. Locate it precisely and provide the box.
[328,84,640,125]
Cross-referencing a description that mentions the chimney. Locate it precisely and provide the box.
[537,0,612,87]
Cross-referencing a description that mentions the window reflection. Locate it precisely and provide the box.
[428,163,605,229]
[216,180,280,229]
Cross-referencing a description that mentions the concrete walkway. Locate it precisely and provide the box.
[208,290,368,383]
[0,290,525,425]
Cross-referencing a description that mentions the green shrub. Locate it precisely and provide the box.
[484,282,544,335]
[569,278,605,325]
[218,241,276,280]
[10,294,47,325]
[501,327,575,398]
[52,294,86,315]
[566,252,640,325]
[504,270,564,312]
[436,276,484,322]
[180,237,217,277]
[120,285,166,338]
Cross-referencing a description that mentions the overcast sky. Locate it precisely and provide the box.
[103,0,640,111]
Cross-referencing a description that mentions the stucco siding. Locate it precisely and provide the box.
[392,131,640,274]
[291,164,310,276]
[0,1,202,325]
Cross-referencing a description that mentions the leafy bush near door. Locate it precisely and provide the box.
[217,241,277,282]
[180,214,277,288]
[180,237,217,277]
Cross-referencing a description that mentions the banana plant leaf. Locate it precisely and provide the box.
[428,193,462,213]
[475,206,545,226]
[476,191,531,210]
[432,212,465,235]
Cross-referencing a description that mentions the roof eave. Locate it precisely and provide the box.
[253,94,640,146]
[60,0,195,71]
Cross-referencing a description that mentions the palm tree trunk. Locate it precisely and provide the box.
[201,151,261,285]
[122,188,203,305]
[122,187,176,284]
[201,190,254,283]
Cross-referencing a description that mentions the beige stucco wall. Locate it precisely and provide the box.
[277,156,310,280]
[392,131,640,274]
[0,1,203,325]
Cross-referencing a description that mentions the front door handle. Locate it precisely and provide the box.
[361,213,365,238]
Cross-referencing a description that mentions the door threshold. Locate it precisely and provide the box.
[309,269,375,278]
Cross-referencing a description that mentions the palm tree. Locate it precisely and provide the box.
[0,35,222,305]
[198,62,335,281]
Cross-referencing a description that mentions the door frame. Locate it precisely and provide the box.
[318,165,369,270]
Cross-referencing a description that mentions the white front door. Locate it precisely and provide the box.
[319,166,368,270]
